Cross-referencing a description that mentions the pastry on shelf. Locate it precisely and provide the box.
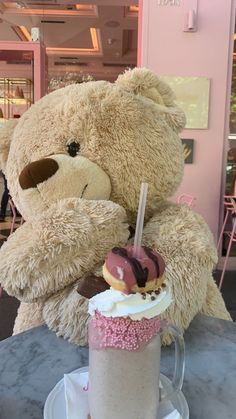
[19,88,25,99]
[4,92,14,99]
[14,86,21,98]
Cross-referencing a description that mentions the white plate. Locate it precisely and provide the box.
[44,367,189,419]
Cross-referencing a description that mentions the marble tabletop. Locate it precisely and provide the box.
[0,314,235,419]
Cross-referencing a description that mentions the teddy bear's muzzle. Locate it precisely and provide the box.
[19,158,59,190]
[17,154,112,221]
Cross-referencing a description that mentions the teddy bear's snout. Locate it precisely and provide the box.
[19,158,59,190]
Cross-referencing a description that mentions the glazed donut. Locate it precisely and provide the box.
[103,246,165,294]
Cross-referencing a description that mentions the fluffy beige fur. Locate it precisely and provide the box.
[0,119,18,173]
[0,68,231,345]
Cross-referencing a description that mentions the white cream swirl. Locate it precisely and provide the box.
[88,286,172,320]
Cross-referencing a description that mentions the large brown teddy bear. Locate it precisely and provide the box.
[0,68,231,345]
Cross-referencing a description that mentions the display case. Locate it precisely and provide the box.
[0,78,33,126]
[0,41,46,127]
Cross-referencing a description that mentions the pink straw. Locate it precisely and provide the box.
[133,182,149,258]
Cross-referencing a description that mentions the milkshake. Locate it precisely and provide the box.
[88,245,172,419]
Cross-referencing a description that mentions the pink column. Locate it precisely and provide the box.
[138,0,235,248]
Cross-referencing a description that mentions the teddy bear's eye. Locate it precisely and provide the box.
[67,142,80,157]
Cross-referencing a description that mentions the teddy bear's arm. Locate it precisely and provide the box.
[0,198,129,302]
[142,203,231,342]
[42,202,231,347]
[44,203,231,348]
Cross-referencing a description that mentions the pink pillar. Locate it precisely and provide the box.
[32,43,47,101]
[138,1,235,248]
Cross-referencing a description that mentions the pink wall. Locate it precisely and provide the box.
[139,0,235,241]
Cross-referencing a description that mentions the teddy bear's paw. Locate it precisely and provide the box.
[160,331,174,347]
[13,301,45,335]
[34,197,129,249]
[43,284,90,346]
[0,221,43,301]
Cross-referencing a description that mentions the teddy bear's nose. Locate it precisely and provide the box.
[19,158,59,190]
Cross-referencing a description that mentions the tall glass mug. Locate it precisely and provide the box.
[88,312,185,419]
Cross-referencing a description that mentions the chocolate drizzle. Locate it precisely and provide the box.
[143,246,160,278]
[112,247,149,288]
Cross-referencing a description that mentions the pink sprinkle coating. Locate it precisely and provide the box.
[89,312,162,351]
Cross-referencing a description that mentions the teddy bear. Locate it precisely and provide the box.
[0,68,231,345]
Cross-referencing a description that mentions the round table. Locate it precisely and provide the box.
[0,314,235,419]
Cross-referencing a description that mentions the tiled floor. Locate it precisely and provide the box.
[0,217,235,341]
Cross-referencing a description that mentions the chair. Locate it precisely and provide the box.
[177,193,196,208]
[8,198,24,235]
[217,196,236,290]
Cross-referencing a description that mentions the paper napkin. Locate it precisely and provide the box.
[64,370,183,419]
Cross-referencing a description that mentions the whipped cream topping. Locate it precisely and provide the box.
[88,286,172,320]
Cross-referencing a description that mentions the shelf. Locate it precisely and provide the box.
[0,97,32,105]
[0,77,33,119]
[0,118,7,128]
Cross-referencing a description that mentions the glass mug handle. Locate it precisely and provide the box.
[160,322,185,401]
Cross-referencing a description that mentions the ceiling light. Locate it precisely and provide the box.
[90,28,99,51]
[129,6,139,12]
[19,25,32,41]
[12,25,32,41]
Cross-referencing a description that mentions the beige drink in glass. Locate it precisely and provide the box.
[88,184,184,419]
[89,330,161,419]
[88,283,184,419]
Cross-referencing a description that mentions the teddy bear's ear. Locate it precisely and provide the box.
[0,119,18,173]
[116,67,186,133]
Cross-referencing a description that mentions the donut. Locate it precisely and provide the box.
[103,246,165,294]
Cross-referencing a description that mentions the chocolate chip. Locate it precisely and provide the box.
[155,289,160,295]
[151,296,156,301]
[162,283,166,288]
